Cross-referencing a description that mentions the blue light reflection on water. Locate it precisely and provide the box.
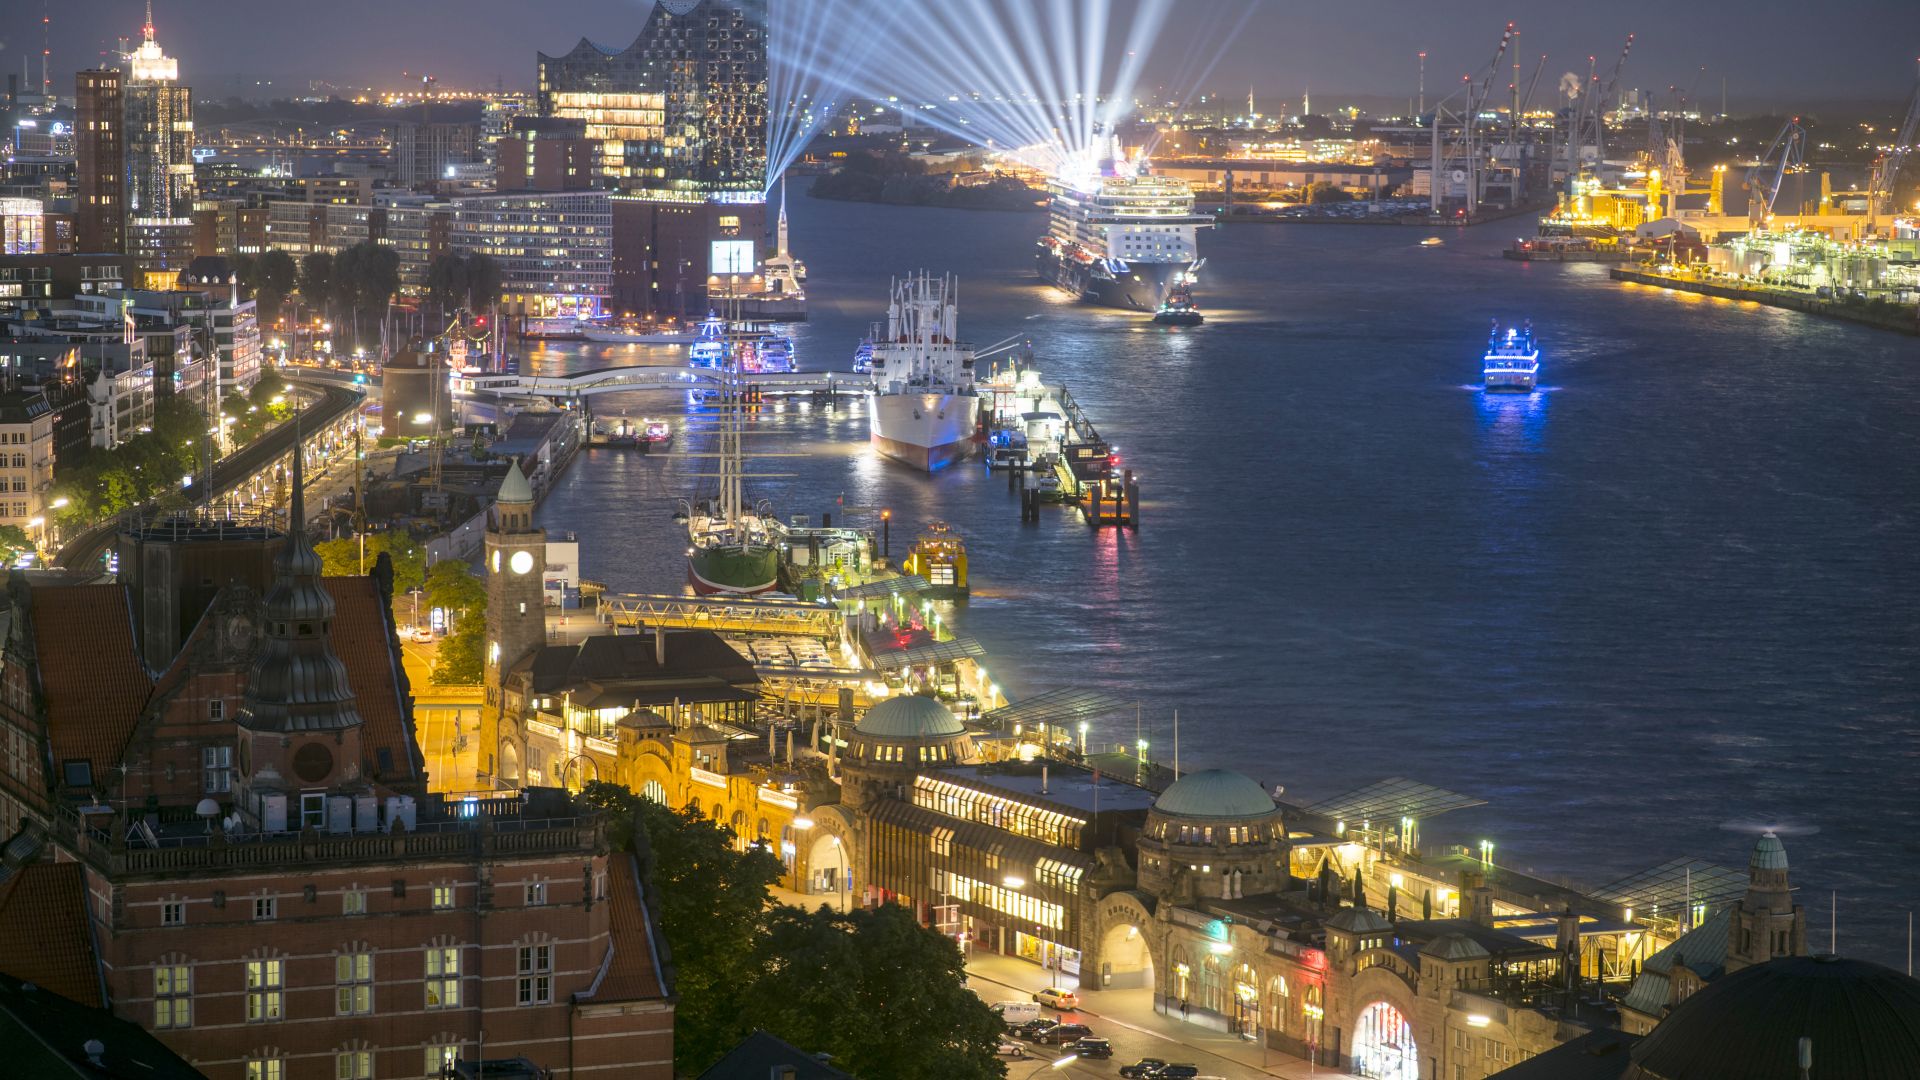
[529,185,1920,963]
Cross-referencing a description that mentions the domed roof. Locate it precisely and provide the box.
[856,695,965,739]
[1629,956,1920,1080]
[498,460,533,505]
[1152,769,1278,819]
[1749,831,1789,871]
[1326,906,1394,935]
[1419,932,1491,962]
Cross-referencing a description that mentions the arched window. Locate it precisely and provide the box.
[1269,975,1290,1033]
[641,779,666,804]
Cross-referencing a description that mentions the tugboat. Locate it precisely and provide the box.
[901,522,968,597]
[1482,320,1540,392]
[1152,277,1205,326]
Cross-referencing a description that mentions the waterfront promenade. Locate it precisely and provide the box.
[1611,265,1920,336]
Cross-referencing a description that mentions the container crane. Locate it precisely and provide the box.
[1746,118,1805,225]
[1429,22,1513,218]
[1866,66,1920,234]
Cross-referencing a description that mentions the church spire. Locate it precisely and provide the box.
[238,445,361,734]
[777,175,790,257]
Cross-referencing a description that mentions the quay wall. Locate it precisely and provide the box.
[1609,267,1920,337]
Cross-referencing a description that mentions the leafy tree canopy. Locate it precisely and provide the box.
[313,531,426,593]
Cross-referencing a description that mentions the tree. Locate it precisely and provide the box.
[742,904,1006,1080]
[1304,181,1352,205]
[299,251,335,340]
[0,525,32,562]
[579,784,784,1074]
[314,532,427,592]
[424,558,486,627]
[431,626,484,684]
[255,249,298,318]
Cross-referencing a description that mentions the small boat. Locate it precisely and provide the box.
[987,428,1030,471]
[582,320,700,344]
[1152,279,1205,326]
[688,312,727,368]
[642,418,672,446]
[901,522,968,597]
[852,327,876,374]
[1421,237,1445,247]
[520,316,588,341]
[1483,320,1540,392]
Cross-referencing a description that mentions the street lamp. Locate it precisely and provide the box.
[1025,1056,1076,1075]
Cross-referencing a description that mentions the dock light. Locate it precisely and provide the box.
[1479,839,1495,866]
[1625,907,1635,923]
[1137,739,1148,755]
[1466,1014,1491,1028]
[1002,875,1025,889]
[1389,872,1404,889]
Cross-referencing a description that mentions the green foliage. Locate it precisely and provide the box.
[744,904,1007,1080]
[424,558,487,627]
[431,625,484,685]
[425,252,504,316]
[0,525,32,561]
[577,783,1004,1078]
[1303,181,1352,205]
[579,785,785,1074]
[50,395,210,529]
[299,251,334,308]
[313,532,427,592]
[255,249,299,316]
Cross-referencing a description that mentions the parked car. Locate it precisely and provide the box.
[1150,1066,1200,1079]
[1119,1061,1168,1079]
[1070,1037,1113,1059]
[1034,987,1080,1010]
[994,1040,1028,1060]
[1034,1022,1093,1046]
[1013,1019,1057,1041]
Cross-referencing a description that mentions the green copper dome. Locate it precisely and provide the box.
[856,695,965,739]
[1153,769,1278,819]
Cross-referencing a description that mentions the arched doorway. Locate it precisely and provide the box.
[497,740,520,784]
[558,755,597,793]
[1352,1000,1418,1080]
[1268,975,1291,1035]
[1097,921,1154,989]
[805,832,851,909]
[641,779,666,803]
[1231,963,1260,1038]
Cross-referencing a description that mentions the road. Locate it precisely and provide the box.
[54,378,367,570]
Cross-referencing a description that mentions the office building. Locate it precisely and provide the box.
[75,68,126,254]
[448,192,611,320]
[500,117,598,192]
[122,7,197,279]
[394,121,482,192]
[0,466,676,1079]
[0,387,55,544]
[0,198,45,255]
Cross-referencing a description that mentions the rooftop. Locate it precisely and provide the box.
[931,761,1158,817]
[1154,768,1279,820]
[0,855,101,1010]
[856,694,964,740]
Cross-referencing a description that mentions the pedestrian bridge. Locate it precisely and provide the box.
[452,366,872,400]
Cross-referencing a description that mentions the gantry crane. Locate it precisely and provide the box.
[1866,66,1920,234]
[1561,34,1633,193]
[1746,118,1805,225]
[1429,22,1513,218]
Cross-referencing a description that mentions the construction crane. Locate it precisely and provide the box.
[1866,65,1920,234]
[1746,118,1805,225]
[1563,34,1634,190]
[1429,22,1514,218]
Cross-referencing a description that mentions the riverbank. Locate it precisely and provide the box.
[1610,266,1920,336]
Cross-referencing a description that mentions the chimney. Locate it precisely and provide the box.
[1556,905,1581,956]
[1041,763,1049,795]
[654,624,667,667]
[772,1068,798,1080]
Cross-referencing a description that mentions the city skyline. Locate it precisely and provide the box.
[4,0,1917,111]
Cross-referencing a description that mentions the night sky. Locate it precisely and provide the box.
[2,0,1915,110]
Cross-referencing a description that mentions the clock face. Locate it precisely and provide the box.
[510,550,535,576]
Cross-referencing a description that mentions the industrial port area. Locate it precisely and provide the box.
[2,2,1918,1080]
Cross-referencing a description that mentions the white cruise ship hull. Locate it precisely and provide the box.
[870,391,978,472]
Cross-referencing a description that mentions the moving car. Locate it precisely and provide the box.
[1119,1062,1168,1079]
[1033,1022,1093,1046]
[1013,1019,1057,1041]
[1034,987,1080,1010]
[994,1040,1028,1060]
[1070,1036,1113,1059]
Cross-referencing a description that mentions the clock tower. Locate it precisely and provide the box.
[483,461,545,784]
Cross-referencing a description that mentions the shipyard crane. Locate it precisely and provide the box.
[1745,118,1805,225]
[1866,67,1920,233]
[1563,34,1633,187]
[1430,21,1513,218]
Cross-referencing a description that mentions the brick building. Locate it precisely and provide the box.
[0,453,674,1078]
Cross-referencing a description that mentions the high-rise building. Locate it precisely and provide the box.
[394,121,482,192]
[75,68,126,254]
[122,4,197,278]
[448,191,611,320]
[539,0,770,317]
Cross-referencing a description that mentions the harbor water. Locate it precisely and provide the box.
[529,184,1920,964]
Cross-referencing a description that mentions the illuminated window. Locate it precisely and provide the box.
[343,889,366,916]
[245,959,283,1021]
[433,885,454,910]
[425,946,460,1008]
[154,964,191,1028]
[335,951,373,1015]
[245,1060,283,1080]
[335,1051,371,1080]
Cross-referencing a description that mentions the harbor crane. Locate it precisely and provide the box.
[1745,118,1805,225]
[1429,21,1513,218]
[1562,34,1633,192]
[1866,65,1920,234]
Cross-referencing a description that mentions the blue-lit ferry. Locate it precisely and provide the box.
[1483,321,1540,392]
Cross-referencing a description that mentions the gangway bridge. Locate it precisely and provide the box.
[594,591,844,638]
[454,367,871,402]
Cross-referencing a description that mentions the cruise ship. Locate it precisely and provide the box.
[1037,142,1213,313]
[868,273,980,472]
[1483,321,1540,392]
